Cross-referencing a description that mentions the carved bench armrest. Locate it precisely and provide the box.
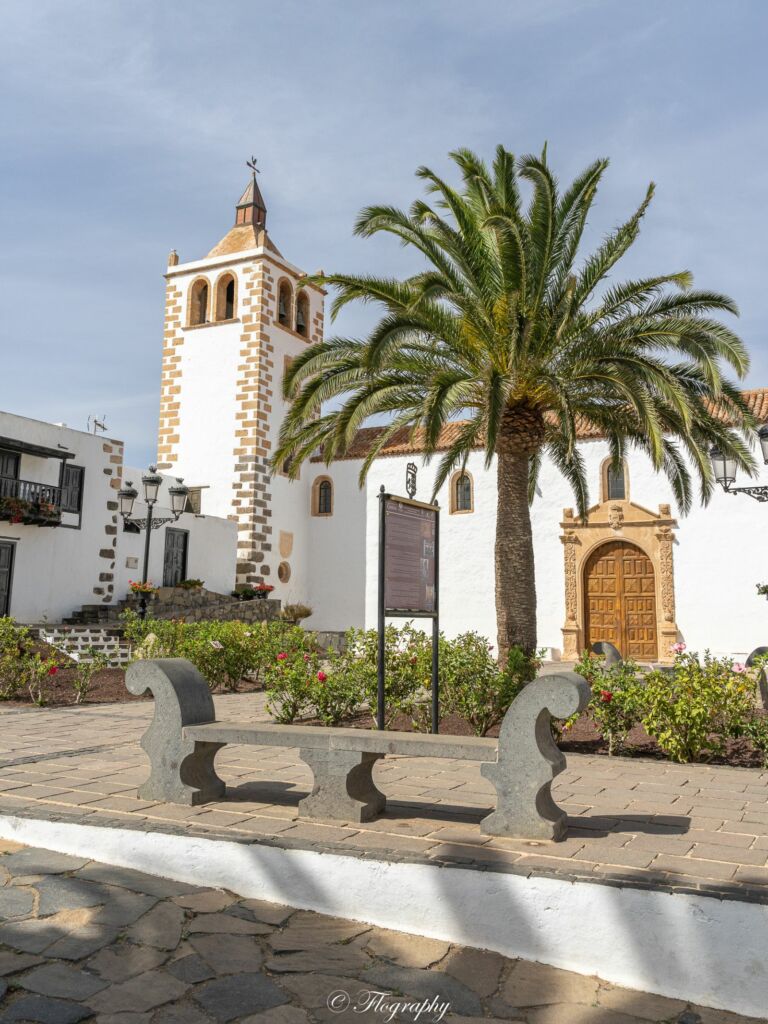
[126,658,225,805]
[481,671,590,840]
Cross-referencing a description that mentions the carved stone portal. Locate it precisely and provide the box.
[560,500,679,664]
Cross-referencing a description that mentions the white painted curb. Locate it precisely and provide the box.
[1,813,765,1019]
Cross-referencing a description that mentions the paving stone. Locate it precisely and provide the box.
[2,993,94,1023]
[86,968,189,1014]
[0,885,35,918]
[226,900,293,926]
[363,927,451,967]
[242,1007,311,1024]
[127,901,185,949]
[172,890,235,913]
[34,876,111,916]
[87,941,168,982]
[18,961,108,999]
[1,848,90,875]
[189,933,264,974]
[269,911,370,951]
[440,946,506,997]
[92,1015,152,1024]
[186,911,272,936]
[524,1006,641,1024]
[266,943,371,975]
[503,960,600,1007]
[191,972,289,1021]
[276,972,373,1010]
[0,950,45,976]
[597,982,688,1018]
[151,1001,212,1024]
[363,963,483,1017]
[91,890,158,927]
[0,907,104,955]
[166,953,216,983]
[73,863,196,898]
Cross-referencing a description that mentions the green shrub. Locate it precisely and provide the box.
[441,635,540,736]
[0,618,43,701]
[123,612,314,692]
[264,639,319,723]
[72,648,110,704]
[346,624,429,728]
[306,647,365,726]
[640,650,754,763]
[575,650,644,755]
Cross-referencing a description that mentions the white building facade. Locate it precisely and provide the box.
[157,175,768,662]
[0,411,237,624]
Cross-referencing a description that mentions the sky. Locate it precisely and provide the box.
[0,0,766,466]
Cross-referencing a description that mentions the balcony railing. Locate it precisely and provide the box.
[0,475,62,526]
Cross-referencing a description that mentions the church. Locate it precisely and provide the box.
[157,172,768,664]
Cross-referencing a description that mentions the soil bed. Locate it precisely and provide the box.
[3,663,765,769]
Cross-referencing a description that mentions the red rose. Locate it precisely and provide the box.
[277,652,288,661]
[317,671,327,682]
[48,666,59,676]
[599,689,613,703]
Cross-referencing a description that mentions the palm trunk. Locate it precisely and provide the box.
[494,405,544,666]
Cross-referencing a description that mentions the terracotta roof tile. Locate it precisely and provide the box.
[314,388,768,462]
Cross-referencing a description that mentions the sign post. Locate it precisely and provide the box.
[377,485,440,732]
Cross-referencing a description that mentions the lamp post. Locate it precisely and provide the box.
[710,426,768,502]
[117,467,189,619]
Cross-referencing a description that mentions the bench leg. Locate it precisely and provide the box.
[139,738,226,806]
[298,749,386,823]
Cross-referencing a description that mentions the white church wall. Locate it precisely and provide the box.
[319,439,768,660]
[304,461,368,632]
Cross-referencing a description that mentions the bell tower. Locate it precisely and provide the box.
[157,165,324,589]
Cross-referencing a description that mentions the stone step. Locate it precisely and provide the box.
[37,626,132,666]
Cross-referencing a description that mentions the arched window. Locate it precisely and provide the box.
[188,279,209,326]
[296,293,309,337]
[449,471,474,514]
[278,281,292,327]
[214,273,236,321]
[312,476,333,516]
[602,458,628,502]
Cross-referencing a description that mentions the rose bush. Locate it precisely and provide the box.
[575,651,644,755]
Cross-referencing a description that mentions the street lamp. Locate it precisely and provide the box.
[117,467,189,618]
[710,425,768,503]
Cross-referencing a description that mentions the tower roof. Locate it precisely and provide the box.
[235,173,267,225]
[207,165,282,259]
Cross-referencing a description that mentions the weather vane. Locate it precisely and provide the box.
[246,155,260,175]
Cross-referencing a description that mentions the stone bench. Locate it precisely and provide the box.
[126,659,590,840]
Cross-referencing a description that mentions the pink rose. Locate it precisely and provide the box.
[317,671,327,683]
[276,652,288,661]
[733,663,746,674]
[671,642,687,654]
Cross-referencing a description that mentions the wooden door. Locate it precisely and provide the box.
[584,541,657,660]
[163,528,188,588]
[0,541,14,617]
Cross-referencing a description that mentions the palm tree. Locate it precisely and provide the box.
[273,146,756,662]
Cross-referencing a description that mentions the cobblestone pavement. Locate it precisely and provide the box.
[1,696,768,900]
[0,841,761,1024]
